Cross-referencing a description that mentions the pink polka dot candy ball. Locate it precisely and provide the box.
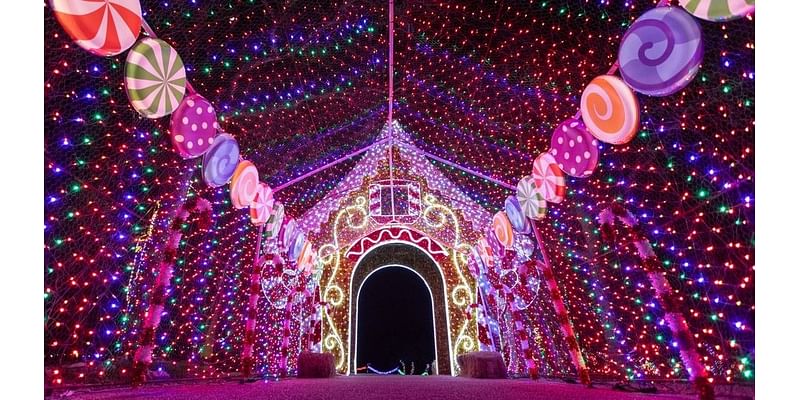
[549,118,599,178]
[169,94,220,159]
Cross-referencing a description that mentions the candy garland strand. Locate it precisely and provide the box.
[531,222,591,386]
[51,4,278,230]
[599,204,714,400]
[131,197,212,385]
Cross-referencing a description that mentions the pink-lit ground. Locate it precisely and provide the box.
[61,375,696,400]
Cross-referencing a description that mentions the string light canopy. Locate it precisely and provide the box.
[44,0,754,389]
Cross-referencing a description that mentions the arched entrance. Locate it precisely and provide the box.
[355,265,435,373]
[349,242,452,375]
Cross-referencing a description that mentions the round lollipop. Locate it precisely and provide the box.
[492,211,515,249]
[280,218,297,250]
[531,153,566,204]
[485,225,504,256]
[297,242,314,274]
[249,183,274,226]
[516,176,547,220]
[170,94,220,158]
[504,195,531,234]
[202,133,239,188]
[288,231,306,262]
[580,75,640,145]
[619,7,703,97]
[124,38,186,118]
[476,237,494,272]
[51,0,142,56]
[549,118,599,178]
[679,0,754,22]
[230,160,259,209]
[265,202,285,240]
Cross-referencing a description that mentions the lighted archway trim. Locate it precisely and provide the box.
[347,240,454,375]
[353,264,438,375]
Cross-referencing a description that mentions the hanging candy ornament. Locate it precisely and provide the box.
[618,7,703,97]
[124,38,186,118]
[265,202,285,240]
[230,160,260,209]
[202,133,239,188]
[475,237,495,273]
[531,153,566,204]
[504,196,531,234]
[170,94,220,158]
[280,218,297,251]
[492,211,515,249]
[516,176,547,220]
[297,242,315,275]
[50,0,142,56]
[485,225,504,256]
[679,0,754,22]
[580,75,640,145]
[288,231,307,262]
[549,118,599,178]
[249,183,274,226]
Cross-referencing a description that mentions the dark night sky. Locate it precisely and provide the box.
[356,266,436,374]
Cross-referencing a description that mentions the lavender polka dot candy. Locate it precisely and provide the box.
[169,94,220,159]
[618,7,703,97]
[549,118,599,178]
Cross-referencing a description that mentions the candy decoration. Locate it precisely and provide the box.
[170,94,220,158]
[679,0,754,22]
[549,118,599,178]
[280,218,297,250]
[516,176,547,220]
[265,203,285,240]
[230,161,259,209]
[580,75,640,145]
[51,0,142,56]
[131,197,212,386]
[202,133,239,188]
[249,183,274,226]
[124,38,186,118]
[288,231,306,262]
[619,7,703,97]
[599,203,714,399]
[504,196,531,234]
[475,237,495,273]
[531,153,566,204]
[492,211,514,249]
[297,242,315,275]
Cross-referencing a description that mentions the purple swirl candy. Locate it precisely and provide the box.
[202,133,240,188]
[618,7,703,97]
[504,195,531,234]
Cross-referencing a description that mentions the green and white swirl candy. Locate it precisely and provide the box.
[124,38,186,118]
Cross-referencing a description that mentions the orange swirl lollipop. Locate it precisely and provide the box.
[580,75,640,145]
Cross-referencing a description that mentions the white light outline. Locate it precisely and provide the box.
[347,240,453,375]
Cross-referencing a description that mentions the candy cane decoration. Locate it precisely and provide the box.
[511,302,538,379]
[531,222,591,386]
[599,204,714,400]
[278,290,295,376]
[305,289,324,352]
[240,245,276,379]
[132,197,212,386]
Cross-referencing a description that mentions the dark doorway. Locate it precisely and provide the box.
[356,266,436,374]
